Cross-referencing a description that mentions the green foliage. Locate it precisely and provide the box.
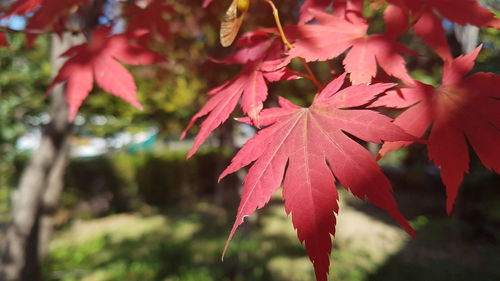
[477,28,500,73]
[59,149,235,214]
[0,34,50,189]
[42,209,368,281]
[43,195,500,281]
[0,35,50,224]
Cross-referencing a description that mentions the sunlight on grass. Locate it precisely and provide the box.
[50,214,168,250]
[45,198,413,281]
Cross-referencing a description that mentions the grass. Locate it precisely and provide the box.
[43,188,500,281]
[367,218,500,281]
[43,192,409,281]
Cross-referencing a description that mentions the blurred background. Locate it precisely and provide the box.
[1,1,500,281]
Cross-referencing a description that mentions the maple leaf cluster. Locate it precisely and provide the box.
[1,0,171,119]
[185,1,500,280]
[1,0,499,280]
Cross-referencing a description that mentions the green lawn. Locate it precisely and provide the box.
[43,190,500,281]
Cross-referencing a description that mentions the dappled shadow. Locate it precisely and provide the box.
[43,203,314,281]
[43,159,500,281]
[341,160,447,229]
[323,143,500,281]
[362,159,500,281]
[44,133,500,281]
[365,216,500,281]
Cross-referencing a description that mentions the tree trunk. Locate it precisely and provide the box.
[0,33,83,281]
[37,136,69,260]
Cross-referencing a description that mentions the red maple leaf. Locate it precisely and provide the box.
[202,0,213,8]
[219,74,416,281]
[29,0,89,31]
[383,0,500,60]
[48,27,165,121]
[3,0,42,16]
[374,46,500,213]
[299,0,335,23]
[0,33,7,46]
[3,0,90,31]
[2,0,88,46]
[181,32,295,158]
[125,0,174,44]
[285,9,416,84]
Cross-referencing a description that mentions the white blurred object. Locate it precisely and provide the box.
[70,137,108,158]
[16,129,41,151]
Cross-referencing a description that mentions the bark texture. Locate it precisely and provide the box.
[0,1,107,278]
[0,33,82,281]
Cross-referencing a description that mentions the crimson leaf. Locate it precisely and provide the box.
[48,27,165,121]
[220,74,417,281]
[374,46,500,213]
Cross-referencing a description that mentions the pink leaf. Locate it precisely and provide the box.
[221,75,417,281]
[48,27,165,121]
[378,46,500,213]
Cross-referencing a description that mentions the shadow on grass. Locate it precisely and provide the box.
[42,203,314,281]
[365,217,500,281]
[44,151,500,281]
[354,161,500,281]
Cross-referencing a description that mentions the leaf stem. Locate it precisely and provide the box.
[298,57,323,90]
[262,0,324,90]
[288,69,316,81]
[262,0,292,49]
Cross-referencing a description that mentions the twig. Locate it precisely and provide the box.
[0,26,48,35]
[298,57,323,90]
[262,0,292,49]
[262,0,324,90]
[288,69,316,81]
